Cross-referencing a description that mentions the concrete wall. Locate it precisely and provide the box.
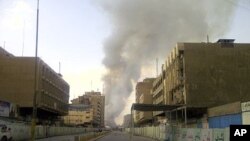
[184,43,250,107]
[208,101,241,117]
[0,57,35,107]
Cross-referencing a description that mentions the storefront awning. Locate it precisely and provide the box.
[131,103,184,111]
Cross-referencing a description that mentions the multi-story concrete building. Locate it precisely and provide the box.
[165,39,250,107]
[152,39,250,127]
[71,91,105,127]
[135,78,155,126]
[63,104,93,127]
[0,47,69,122]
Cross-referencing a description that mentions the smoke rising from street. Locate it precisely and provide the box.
[95,0,239,126]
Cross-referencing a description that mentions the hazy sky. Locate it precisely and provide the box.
[0,0,250,125]
[0,0,110,99]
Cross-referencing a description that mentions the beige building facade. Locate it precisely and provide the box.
[135,78,155,126]
[122,114,131,128]
[71,91,105,127]
[152,73,165,117]
[165,40,250,107]
[151,40,250,126]
[0,47,69,121]
[63,104,93,127]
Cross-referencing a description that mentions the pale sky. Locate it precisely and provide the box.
[0,0,250,125]
[0,0,110,100]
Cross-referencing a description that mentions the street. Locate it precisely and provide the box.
[35,131,157,141]
[95,131,157,141]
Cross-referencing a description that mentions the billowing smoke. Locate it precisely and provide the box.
[96,0,239,126]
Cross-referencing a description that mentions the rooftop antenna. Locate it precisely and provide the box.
[91,80,93,91]
[58,62,62,77]
[59,62,61,73]
[156,58,159,77]
[102,83,105,95]
[3,41,6,49]
[22,20,26,56]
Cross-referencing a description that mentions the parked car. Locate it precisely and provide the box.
[0,124,12,141]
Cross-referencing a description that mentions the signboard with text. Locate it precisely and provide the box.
[241,101,250,112]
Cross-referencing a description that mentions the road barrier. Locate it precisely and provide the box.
[3,122,96,141]
[126,125,230,141]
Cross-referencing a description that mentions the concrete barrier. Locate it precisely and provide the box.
[126,126,230,141]
[1,120,95,141]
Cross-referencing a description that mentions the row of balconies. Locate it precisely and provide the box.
[153,95,163,105]
[165,44,184,67]
[150,46,185,108]
[40,88,68,104]
[165,58,184,93]
[40,92,68,113]
[41,76,69,99]
[152,75,163,91]
[41,63,69,92]
[152,83,163,98]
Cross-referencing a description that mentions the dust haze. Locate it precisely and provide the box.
[94,0,239,126]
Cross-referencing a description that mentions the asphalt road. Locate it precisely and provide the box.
[95,131,157,141]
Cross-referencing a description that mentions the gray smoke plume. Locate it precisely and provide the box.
[95,0,239,126]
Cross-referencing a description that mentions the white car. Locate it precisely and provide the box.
[0,124,12,141]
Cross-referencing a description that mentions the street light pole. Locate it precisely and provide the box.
[31,0,40,140]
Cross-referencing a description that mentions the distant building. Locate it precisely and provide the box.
[135,78,155,126]
[0,47,69,122]
[153,39,250,127]
[122,114,131,128]
[63,104,93,127]
[71,91,105,127]
[152,72,166,124]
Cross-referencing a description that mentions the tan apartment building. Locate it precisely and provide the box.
[71,91,105,127]
[63,104,93,127]
[135,78,155,126]
[122,114,131,128]
[152,73,167,123]
[152,39,250,127]
[0,47,69,122]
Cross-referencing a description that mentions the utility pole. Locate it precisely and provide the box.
[31,0,40,140]
[22,20,25,56]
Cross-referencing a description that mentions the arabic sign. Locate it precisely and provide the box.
[0,100,10,117]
